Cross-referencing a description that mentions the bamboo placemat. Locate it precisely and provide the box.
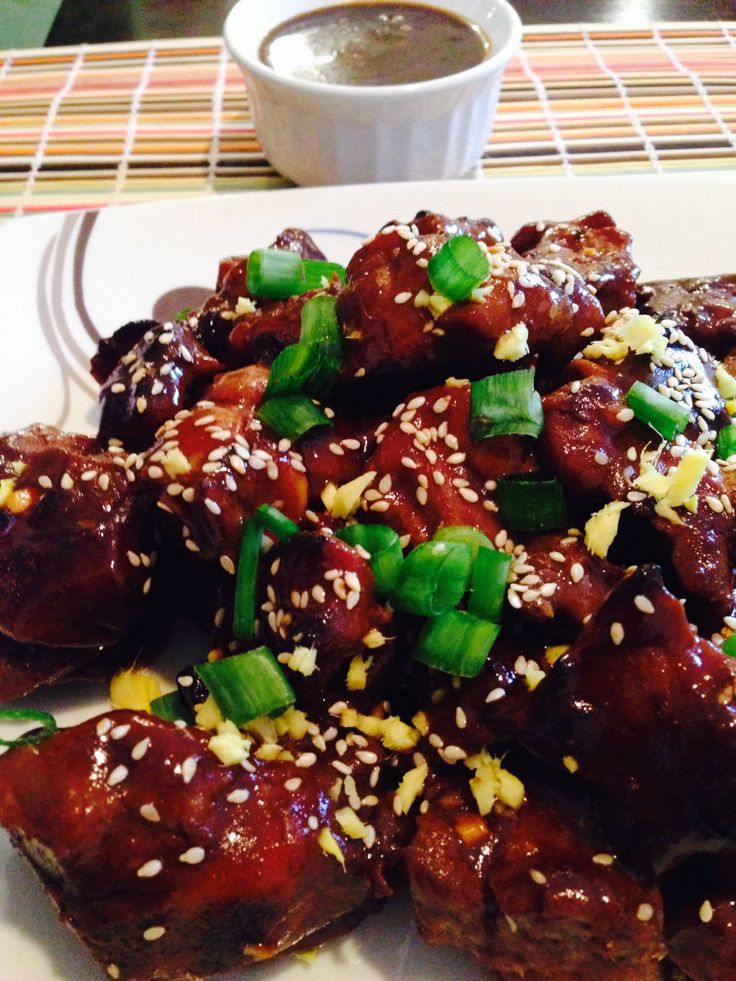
[1,23,735,222]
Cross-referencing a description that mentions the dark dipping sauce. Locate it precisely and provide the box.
[259,2,491,86]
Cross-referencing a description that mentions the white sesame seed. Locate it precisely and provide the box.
[699,900,714,924]
[486,687,506,703]
[616,407,635,422]
[442,745,467,763]
[227,788,250,803]
[634,595,655,614]
[143,926,166,942]
[637,903,654,922]
[131,737,151,761]
[107,765,129,787]
[459,487,479,503]
[570,563,584,583]
[455,707,467,729]
[110,724,131,741]
[220,555,236,575]
[179,846,205,865]
[284,777,302,792]
[610,622,625,645]
[394,291,412,304]
[530,869,547,884]
[181,757,198,784]
[137,859,163,878]
[592,853,615,866]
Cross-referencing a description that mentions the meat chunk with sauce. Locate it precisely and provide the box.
[0,710,403,981]
[511,210,640,313]
[638,274,736,363]
[96,319,222,452]
[337,213,603,401]
[0,425,154,651]
[405,763,664,980]
[527,566,736,874]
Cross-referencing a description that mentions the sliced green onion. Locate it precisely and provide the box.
[255,504,299,542]
[717,423,736,461]
[392,541,473,617]
[246,249,346,300]
[470,369,544,441]
[427,235,489,302]
[336,523,404,597]
[265,343,317,398]
[299,294,342,398]
[233,517,263,640]
[175,306,192,320]
[722,634,736,658]
[413,609,501,677]
[0,708,57,747]
[497,477,568,532]
[467,546,512,622]
[195,647,295,726]
[625,380,691,441]
[149,692,195,724]
[256,394,331,442]
[433,525,493,560]
[301,259,347,293]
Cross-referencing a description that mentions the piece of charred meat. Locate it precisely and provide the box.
[0,710,405,981]
[405,761,664,981]
[0,425,154,651]
[638,274,736,363]
[511,210,640,313]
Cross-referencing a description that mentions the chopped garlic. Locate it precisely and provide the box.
[294,950,318,964]
[161,447,191,478]
[110,668,163,712]
[340,708,420,751]
[317,827,345,868]
[584,500,631,558]
[244,714,279,743]
[194,695,224,731]
[281,645,318,677]
[274,707,311,740]
[716,363,736,399]
[466,750,525,816]
[335,806,371,842]
[234,296,257,317]
[494,323,529,362]
[544,644,569,666]
[0,478,14,507]
[394,762,428,815]
[633,447,710,525]
[328,471,377,519]
[362,628,387,649]
[428,293,453,318]
[208,721,251,765]
[584,311,667,363]
[346,653,373,691]
[411,711,429,736]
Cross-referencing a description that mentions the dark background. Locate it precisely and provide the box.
[47,0,736,45]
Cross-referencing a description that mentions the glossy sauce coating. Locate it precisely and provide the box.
[259,2,490,86]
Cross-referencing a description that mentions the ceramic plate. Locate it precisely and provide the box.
[0,174,733,980]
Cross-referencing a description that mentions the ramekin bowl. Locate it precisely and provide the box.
[224,0,522,186]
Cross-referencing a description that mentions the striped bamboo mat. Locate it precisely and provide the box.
[1,23,735,222]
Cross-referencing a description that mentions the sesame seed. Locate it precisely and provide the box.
[227,788,250,803]
[455,707,467,729]
[634,595,655,614]
[394,291,412,304]
[699,900,714,924]
[136,396,148,414]
[96,718,113,737]
[530,869,547,885]
[131,738,151,761]
[194,414,216,427]
[284,777,302,792]
[137,859,163,878]
[179,846,205,865]
[594,451,609,465]
[38,475,53,489]
[592,853,615,866]
[143,926,166,942]
[140,803,160,822]
[459,487,479,503]
[110,382,126,394]
[296,753,317,768]
[570,563,584,583]
[332,760,353,776]
[442,745,467,763]
[486,687,506,703]
[637,903,655,922]
[346,590,361,610]
[110,724,131,741]
[181,757,198,784]
[107,765,129,787]
[220,555,236,575]
[107,966,120,979]
[610,622,625,645]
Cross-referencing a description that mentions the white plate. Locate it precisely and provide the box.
[0,174,733,980]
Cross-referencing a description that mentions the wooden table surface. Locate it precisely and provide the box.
[46,0,736,45]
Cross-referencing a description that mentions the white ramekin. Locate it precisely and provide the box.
[224,0,522,186]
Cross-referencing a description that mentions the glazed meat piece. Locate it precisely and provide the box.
[337,212,603,399]
[91,319,158,385]
[511,211,640,313]
[406,764,664,981]
[411,210,503,245]
[195,227,328,360]
[0,425,154,649]
[528,566,736,874]
[508,532,624,628]
[638,274,736,361]
[141,377,308,568]
[227,284,341,369]
[361,382,503,545]
[97,319,222,451]
[541,330,735,622]
[257,530,397,711]
[661,856,736,981]
[0,710,402,981]
[0,634,98,703]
